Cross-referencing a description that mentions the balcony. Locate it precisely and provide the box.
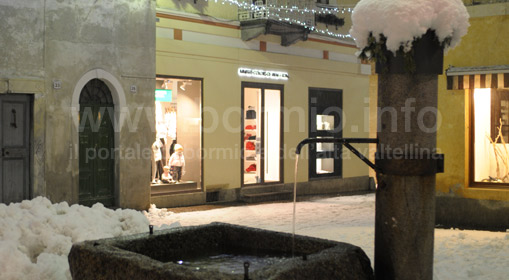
[239,0,346,46]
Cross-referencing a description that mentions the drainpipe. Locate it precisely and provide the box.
[374,30,444,279]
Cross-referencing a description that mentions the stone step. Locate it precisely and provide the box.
[240,184,286,195]
[241,190,293,204]
[151,181,198,196]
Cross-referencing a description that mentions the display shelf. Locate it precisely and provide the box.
[244,106,258,183]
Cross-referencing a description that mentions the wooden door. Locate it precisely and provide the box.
[0,94,31,204]
[79,79,115,207]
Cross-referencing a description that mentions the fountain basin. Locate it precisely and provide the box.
[69,222,373,279]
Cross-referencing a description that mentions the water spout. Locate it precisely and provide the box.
[295,137,379,172]
[292,137,380,254]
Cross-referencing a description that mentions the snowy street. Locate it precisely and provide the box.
[1,193,508,279]
[147,193,509,280]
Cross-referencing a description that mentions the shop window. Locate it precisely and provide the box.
[153,77,202,191]
[491,90,509,143]
[472,88,509,185]
[317,115,334,131]
[317,157,334,174]
[242,82,283,185]
[309,88,343,179]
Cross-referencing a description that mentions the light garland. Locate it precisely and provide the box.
[206,0,353,39]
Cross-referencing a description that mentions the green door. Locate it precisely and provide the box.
[79,79,115,207]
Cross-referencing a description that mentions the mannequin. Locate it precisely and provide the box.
[161,165,173,183]
[151,138,163,184]
[160,137,166,173]
[169,139,176,157]
[168,144,185,182]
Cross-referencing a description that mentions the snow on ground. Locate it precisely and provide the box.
[0,197,149,280]
[1,194,509,279]
[147,193,509,280]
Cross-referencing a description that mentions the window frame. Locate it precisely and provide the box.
[308,87,343,180]
[240,81,284,187]
[154,75,204,193]
[469,88,509,188]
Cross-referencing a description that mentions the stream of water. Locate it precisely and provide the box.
[292,154,299,256]
[171,155,302,274]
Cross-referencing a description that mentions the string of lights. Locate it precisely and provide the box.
[205,0,354,39]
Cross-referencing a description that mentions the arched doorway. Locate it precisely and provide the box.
[79,79,115,207]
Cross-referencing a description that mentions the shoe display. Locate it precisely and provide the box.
[248,135,256,140]
[245,164,256,172]
[245,125,256,130]
[246,141,255,150]
[244,133,252,141]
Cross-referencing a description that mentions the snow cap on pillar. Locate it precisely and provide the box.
[349,0,470,74]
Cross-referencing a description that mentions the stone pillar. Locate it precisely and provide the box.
[375,74,438,279]
[374,30,443,280]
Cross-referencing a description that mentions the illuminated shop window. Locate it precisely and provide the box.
[242,83,283,185]
[153,77,202,190]
[473,88,509,184]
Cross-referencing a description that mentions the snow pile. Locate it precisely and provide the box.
[142,204,181,230]
[0,197,149,280]
[349,0,470,54]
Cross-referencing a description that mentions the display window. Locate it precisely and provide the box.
[153,77,202,192]
[471,88,509,186]
[242,82,283,185]
[308,88,343,179]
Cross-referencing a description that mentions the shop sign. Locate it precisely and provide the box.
[238,68,289,80]
[155,89,172,102]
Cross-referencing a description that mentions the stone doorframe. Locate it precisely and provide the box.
[70,69,126,206]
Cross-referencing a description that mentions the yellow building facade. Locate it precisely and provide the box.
[153,2,374,207]
[436,2,509,229]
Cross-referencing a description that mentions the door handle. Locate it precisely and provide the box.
[1,148,9,157]
[10,109,17,128]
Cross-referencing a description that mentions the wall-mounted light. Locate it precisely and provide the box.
[164,80,171,89]
[179,81,192,91]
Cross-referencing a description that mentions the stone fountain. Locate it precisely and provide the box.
[69,222,373,279]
